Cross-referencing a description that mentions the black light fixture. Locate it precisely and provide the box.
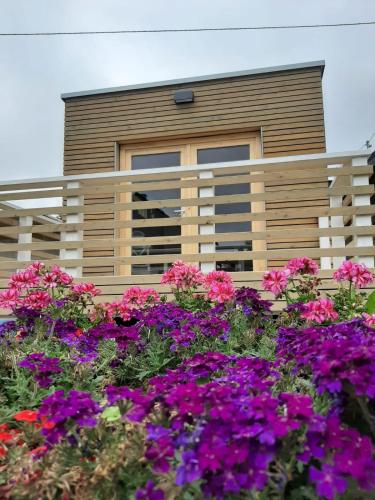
[173,89,194,104]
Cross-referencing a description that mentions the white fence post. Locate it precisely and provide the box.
[328,165,346,268]
[60,181,83,278]
[318,216,331,269]
[351,156,374,267]
[17,215,33,269]
[199,171,215,273]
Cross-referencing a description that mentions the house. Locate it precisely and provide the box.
[61,61,327,276]
[0,60,374,307]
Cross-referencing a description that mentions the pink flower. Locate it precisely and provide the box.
[0,288,20,310]
[23,291,52,310]
[285,257,319,276]
[333,261,374,289]
[203,270,233,288]
[27,261,45,273]
[123,287,160,308]
[161,261,204,290]
[301,299,338,324]
[70,283,101,297]
[363,313,375,328]
[207,281,235,303]
[262,270,289,297]
[9,270,40,290]
[43,268,73,288]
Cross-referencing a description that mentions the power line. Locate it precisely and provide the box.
[1,20,375,36]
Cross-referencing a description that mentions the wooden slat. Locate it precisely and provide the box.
[2,225,375,253]
[2,246,375,270]
[0,165,371,202]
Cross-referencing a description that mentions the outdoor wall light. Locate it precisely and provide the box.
[173,90,194,104]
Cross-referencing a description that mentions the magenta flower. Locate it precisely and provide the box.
[363,312,375,327]
[135,480,164,500]
[301,299,338,324]
[285,257,319,276]
[333,260,374,288]
[262,269,288,297]
[207,281,235,303]
[70,282,101,297]
[123,286,160,308]
[0,288,20,310]
[160,260,204,290]
[309,464,347,500]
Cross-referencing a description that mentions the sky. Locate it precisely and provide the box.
[0,0,375,182]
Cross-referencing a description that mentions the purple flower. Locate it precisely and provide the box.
[38,389,101,445]
[19,352,62,387]
[135,480,164,500]
[277,319,375,401]
[309,465,347,500]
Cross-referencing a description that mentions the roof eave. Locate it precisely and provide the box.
[61,60,325,101]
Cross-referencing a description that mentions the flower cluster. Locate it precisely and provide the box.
[160,260,204,290]
[107,351,375,499]
[93,286,159,322]
[301,415,375,499]
[0,262,101,313]
[38,390,101,445]
[203,270,235,303]
[285,257,319,276]
[19,352,63,388]
[300,298,338,324]
[277,319,375,400]
[262,269,288,297]
[333,260,374,289]
[141,303,230,350]
[262,257,322,305]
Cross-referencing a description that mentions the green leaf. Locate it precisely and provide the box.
[365,291,375,313]
[101,405,121,422]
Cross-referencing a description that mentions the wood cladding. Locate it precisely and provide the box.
[63,66,326,276]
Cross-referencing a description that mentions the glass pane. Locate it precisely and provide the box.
[132,152,180,170]
[197,145,249,164]
[131,152,181,274]
[197,145,251,272]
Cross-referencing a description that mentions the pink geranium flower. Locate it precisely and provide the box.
[9,270,40,290]
[203,270,233,287]
[363,313,375,328]
[123,287,160,308]
[0,288,20,310]
[262,270,289,297]
[161,261,204,290]
[301,299,338,324]
[333,261,374,289]
[23,291,52,310]
[285,257,319,276]
[70,283,101,297]
[207,281,235,303]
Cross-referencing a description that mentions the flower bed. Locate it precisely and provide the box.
[0,259,374,499]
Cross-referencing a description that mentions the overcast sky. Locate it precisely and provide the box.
[1,0,375,182]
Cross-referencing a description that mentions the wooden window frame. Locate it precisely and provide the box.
[117,131,265,276]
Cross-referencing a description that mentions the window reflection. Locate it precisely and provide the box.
[197,145,252,272]
[131,152,181,274]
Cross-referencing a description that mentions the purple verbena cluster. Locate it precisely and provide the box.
[38,389,101,444]
[19,352,62,388]
[277,319,375,400]
[141,303,230,350]
[301,415,375,499]
[234,287,273,317]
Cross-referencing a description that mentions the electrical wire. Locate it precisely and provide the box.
[0,21,375,36]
